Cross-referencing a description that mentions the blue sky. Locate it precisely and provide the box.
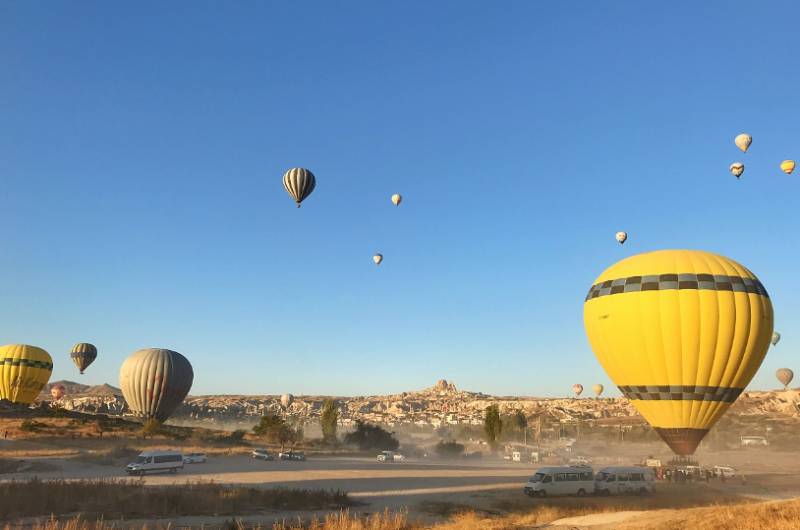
[2,2,799,396]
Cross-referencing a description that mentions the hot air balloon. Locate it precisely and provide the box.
[780,160,795,175]
[70,343,97,374]
[772,332,781,346]
[391,194,402,206]
[593,384,604,397]
[776,368,794,391]
[282,168,316,208]
[0,344,53,405]
[51,383,66,401]
[572,384,583,397]
[729,162,744,179]
[373,253,383,265]
[584,249,773,455]
[734,133,752,152]
[615,232,628,245]
[280,393,294,409]
[119,348,193,422]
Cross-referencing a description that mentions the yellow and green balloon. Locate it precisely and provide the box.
[0,344,53,405]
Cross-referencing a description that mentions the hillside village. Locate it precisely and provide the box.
[39,379,800,432]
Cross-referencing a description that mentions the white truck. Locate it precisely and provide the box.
[523,466,594,497]
[125,450,184,476]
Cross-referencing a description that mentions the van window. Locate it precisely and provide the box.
[579,471,592,481]
[542,476,552,483]
[530,473,545,482]
[567,473,578,481]
[632,473,644,481]
[154,454,180,464]
[617,473,629,481]
[555,473,567,482]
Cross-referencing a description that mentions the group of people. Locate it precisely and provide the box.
[660,467,746,485]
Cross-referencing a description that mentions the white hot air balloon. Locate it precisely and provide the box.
[734,133,752,153]
[373,253,383,265]
[772,332,781,346]
[730,162,744,179]
[391,194,402,206]
[615,232,628,245]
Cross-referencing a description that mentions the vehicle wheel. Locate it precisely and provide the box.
[538,490,547,498]
[577,489,586,497]
[638,487,647,496]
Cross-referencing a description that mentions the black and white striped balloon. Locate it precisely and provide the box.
[282,168,316,207]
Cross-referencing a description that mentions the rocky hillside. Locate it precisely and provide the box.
[37,379,800,429]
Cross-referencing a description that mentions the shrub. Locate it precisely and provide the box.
[344,421,399,451]
[434,440,465,459]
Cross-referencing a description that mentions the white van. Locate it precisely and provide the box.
[125,451,184,476]
[594,466,655,495]
[524,466,594,497]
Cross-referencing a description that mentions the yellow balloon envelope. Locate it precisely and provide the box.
[780,160,795,175]
[583,250,773,455]
[0,344,54,405]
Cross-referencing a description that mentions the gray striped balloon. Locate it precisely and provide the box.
[119,348,194,422]
[282,167,316,207]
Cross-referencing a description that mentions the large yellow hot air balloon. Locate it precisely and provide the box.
[780,160,795,175]
[0,344,53,405]
[584,250,773,455]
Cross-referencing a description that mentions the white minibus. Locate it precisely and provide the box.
[524,466,594,497]
[594,466,655,495]
[125,450,184,476]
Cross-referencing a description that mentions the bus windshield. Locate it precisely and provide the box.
[529,473,546,482]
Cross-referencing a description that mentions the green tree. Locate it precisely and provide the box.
[512,410,528,444]
[141,418,162,437]
[252,413,294,447]
[344,421,399,451]
[484,404,503,449]
[320,399,339,445]
[435,440,465,459]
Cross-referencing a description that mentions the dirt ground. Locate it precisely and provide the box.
[3,436,800,528]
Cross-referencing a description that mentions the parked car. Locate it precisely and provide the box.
[125,451,184,476]
[740,436,769,447]
[278,450,306,461]
[392,453,406,462]
[183,452,207,464]
[252,448,274,461]
[594,466,656,495]
[713,465,736,478]
[377,451,395,462]
[524,466,594,497]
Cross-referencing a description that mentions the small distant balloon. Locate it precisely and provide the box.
[592,384,604,397]
[780,160,795,175]
[772,332,781,346]
[282,168,316,208]
[572,383,583,397]
[615,232,628,245]
[51,383,66,401]
[734,133,752,153]
[776,368,794,390]
[280,393,294,409]
[373,253,383,265]
[391,194,402,206]
[729,162,744,179]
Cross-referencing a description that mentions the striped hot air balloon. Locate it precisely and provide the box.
[119,348,194,422]
[70,343,97,374]
[282,168,316,208]
[572,384,583,397]
[584,250,773,455]
[0,344,53,405]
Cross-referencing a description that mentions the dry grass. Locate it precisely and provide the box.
[630,498,800,530]
[0,479,352,519]
[3,499,800,529]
